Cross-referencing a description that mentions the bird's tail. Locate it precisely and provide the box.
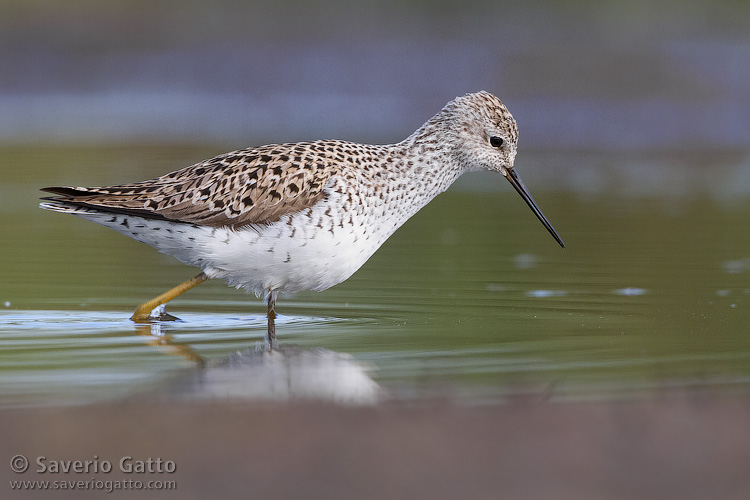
[39,199,103,216]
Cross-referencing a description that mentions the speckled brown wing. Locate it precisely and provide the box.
[41,142,341,228]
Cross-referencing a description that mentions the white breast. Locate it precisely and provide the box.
[65,162,454,297]
[189,181,403,295]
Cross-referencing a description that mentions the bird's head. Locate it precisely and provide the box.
[442,91,565,248]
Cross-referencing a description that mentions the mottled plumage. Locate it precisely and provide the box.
[43,142,346,228]
[40,91,563,343]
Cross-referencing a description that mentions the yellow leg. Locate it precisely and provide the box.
[133,324,206,367]
[130,272,209,322]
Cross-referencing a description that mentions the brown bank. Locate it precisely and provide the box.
[2,394,749,500]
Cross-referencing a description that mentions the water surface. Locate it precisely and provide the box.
[2,145,749,406]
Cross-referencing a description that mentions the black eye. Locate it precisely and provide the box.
[489,136,504,148]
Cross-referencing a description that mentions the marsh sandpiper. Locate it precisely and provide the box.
[40,91,564,348]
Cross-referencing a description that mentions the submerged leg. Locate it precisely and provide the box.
[130,272,209,322]
[266,290,278,351]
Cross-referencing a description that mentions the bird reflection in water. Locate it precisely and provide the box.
[133,317,383,405]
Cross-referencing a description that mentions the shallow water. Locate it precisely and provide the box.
[2,145,750,406]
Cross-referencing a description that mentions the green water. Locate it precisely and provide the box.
[2,145,750,406]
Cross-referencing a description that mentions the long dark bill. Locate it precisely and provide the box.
[504,168,565,248]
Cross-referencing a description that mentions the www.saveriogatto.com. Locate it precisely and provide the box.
[8,454,177,493]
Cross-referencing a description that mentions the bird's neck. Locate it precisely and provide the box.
[393,118,464,196]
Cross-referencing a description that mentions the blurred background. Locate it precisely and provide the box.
[1,0,748,152]
[2,0,750,398]
[3,0,750,399]
[2,1,750,498]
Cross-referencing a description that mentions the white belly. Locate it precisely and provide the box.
[68,190,400,296]
[61,170,439,296]
[194,180,414,295]
[198,210,384,295]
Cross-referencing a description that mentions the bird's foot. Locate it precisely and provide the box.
[131,303,180,322]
